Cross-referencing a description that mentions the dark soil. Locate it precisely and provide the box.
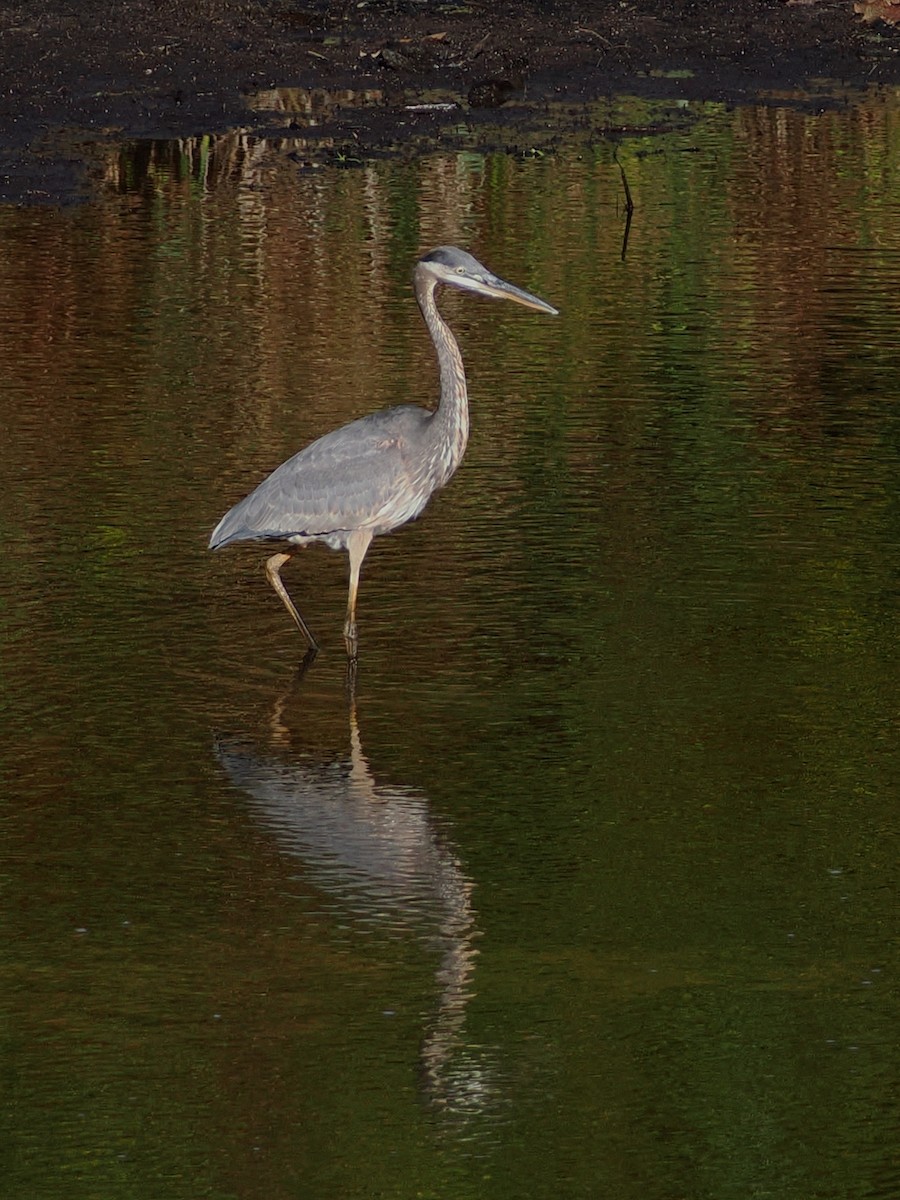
[2,0,900,202]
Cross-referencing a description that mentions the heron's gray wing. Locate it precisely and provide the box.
[210,406,431,548]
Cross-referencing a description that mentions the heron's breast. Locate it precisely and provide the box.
[375,488,433,532]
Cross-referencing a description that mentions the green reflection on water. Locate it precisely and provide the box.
[0,94,898,1200]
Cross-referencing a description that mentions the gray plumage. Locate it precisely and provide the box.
[210,406,437,549]
[209,246,558,656]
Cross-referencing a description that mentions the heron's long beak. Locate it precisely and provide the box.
[461,272,559,315]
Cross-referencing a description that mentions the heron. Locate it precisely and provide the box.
[209,245,558,656]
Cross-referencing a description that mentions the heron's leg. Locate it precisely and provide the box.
[345,653,359,700]
[265,552,319,651]
[343,529,373,658]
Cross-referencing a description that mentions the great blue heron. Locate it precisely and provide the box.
[209,246,558,655]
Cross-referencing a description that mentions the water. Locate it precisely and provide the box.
[1,95,897,1199]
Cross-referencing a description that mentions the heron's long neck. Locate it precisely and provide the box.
[415,270,469,483]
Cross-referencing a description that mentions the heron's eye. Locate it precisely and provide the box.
[456,266,467,275]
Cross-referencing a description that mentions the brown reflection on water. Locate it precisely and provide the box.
[720,103,900,427]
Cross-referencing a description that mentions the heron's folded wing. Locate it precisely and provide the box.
[209,407,427,547]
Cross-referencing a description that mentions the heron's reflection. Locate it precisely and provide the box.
[215,676,492,1117]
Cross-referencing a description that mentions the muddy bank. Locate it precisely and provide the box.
[2,0,899,202]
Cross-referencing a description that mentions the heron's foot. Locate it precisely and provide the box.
[297,646,319,679]
[343,617,359,659]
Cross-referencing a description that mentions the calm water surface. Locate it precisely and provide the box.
[1,95,897,1199]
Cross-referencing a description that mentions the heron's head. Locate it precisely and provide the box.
[417,246,558,315]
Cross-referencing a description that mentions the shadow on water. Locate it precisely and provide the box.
[213,659,492,1120]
